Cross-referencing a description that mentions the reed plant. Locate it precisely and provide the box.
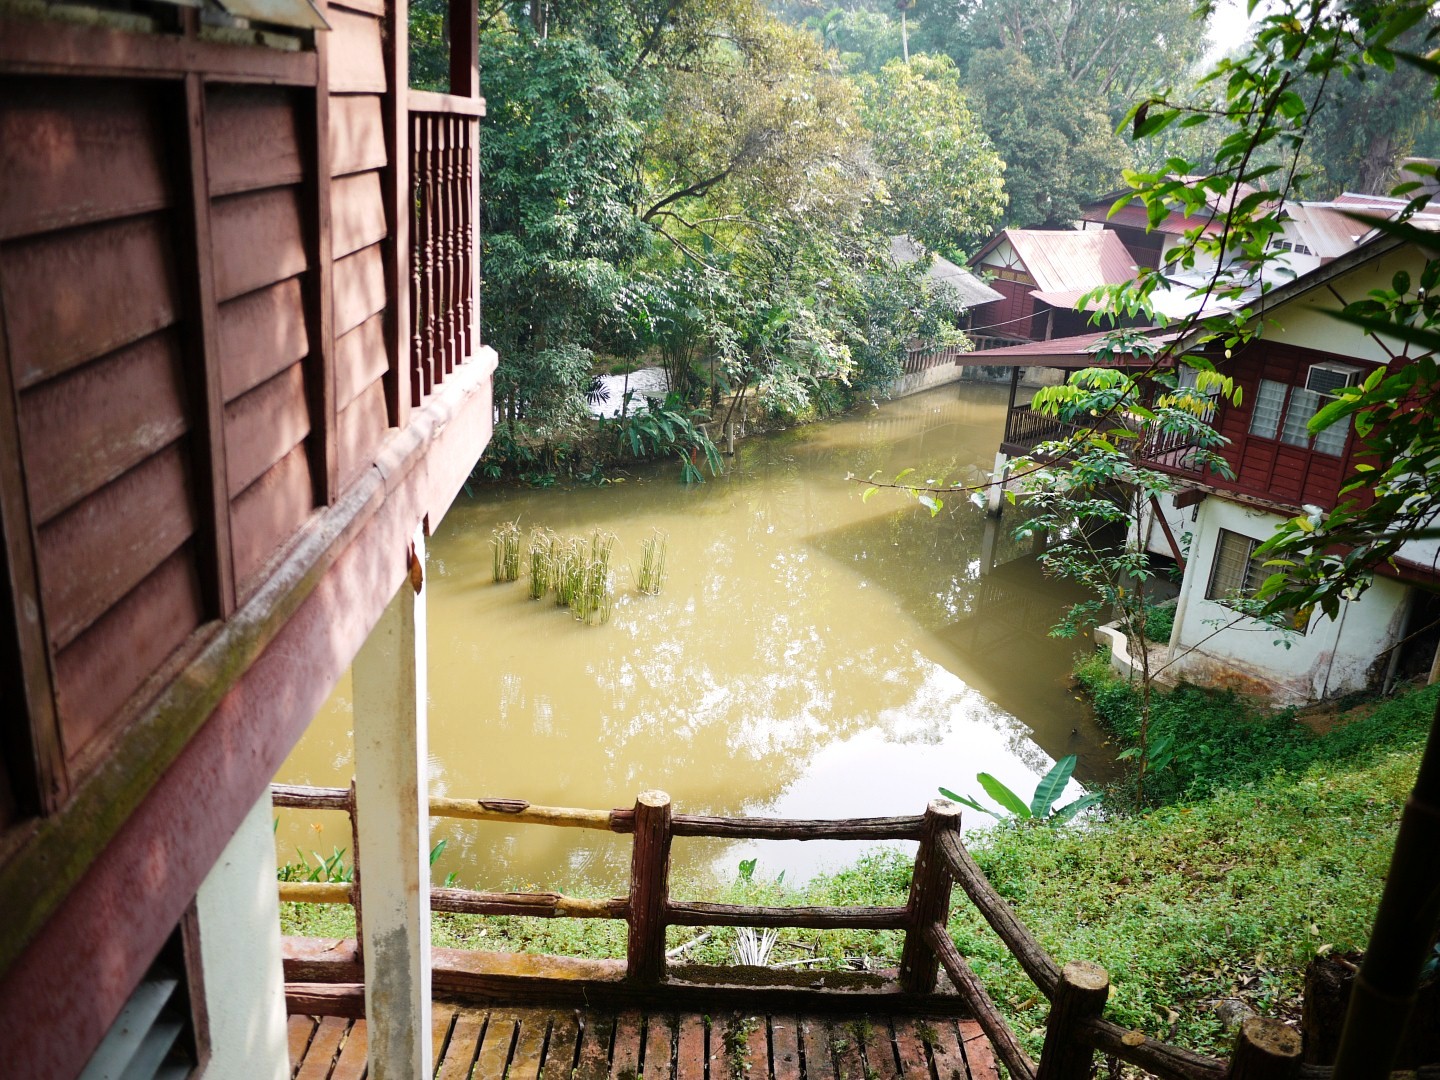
[637,529,668,595]
[527,528,556,600]
[490,521,522,582]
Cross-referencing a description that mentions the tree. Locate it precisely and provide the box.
[480,27,649,433]
[855,54,1006,257]
[963,47,1129,228]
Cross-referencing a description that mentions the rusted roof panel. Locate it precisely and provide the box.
[958,328,1173,368]
[1000,229,1138,294]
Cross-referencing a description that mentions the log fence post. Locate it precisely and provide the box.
[348,779,364,965]
[899,799,962,993]
[627,790,673,982]
[1034,960,1109,1080]
[1226,1018,1301,1080]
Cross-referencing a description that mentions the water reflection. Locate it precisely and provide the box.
[274,383,1114,892]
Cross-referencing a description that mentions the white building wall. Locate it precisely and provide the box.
[1167,497,1411,703]
[193,789,290,1080]
[1134,489,1194,563]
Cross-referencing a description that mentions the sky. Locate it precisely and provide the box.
[1206,0,1259,60]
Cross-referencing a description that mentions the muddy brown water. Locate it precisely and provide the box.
[274,382,1118,893]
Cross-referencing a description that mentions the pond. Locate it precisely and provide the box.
[274,381,1117,893]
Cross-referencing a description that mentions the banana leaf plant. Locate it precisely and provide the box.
[940,754,1099,826]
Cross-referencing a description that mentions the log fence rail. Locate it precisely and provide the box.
[274,784,1317,1079]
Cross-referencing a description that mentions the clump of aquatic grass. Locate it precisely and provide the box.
[636,529,668,595]
[490,521,521,582]
[526,528,556,600]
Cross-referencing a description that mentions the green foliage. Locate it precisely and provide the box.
[855,54,1006,256]
[277,845,352,884]
[1144,601,1176,645]
[615,395,723,481]
[1078,656,1438,807]
[940,754,1100,826]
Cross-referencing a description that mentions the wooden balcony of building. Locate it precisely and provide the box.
[274,785,1317,1080]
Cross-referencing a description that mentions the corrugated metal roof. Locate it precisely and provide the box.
[889,235,1004,309]
[1285,204,1365,258]
[958,328,1173,368]
[1080,201,1221,236]
[1000,229,1138,293]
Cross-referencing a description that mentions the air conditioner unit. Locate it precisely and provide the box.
[1305,361,1362,396]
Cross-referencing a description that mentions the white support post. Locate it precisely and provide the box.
[352,529,431,1080]
[987,451,1009,517]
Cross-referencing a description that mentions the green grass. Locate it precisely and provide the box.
[279,680,1433,1059]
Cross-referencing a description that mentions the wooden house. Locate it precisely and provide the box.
[0,0,494,1074]
[1134,232,1440,702]
[965,228,1140,348]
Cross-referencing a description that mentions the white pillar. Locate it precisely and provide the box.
[194,790,290,1080]
[352,529,431,1080]
[986,451,1009,517]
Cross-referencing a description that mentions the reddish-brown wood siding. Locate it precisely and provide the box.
[1207,342,1374,509]
[0,78,207,772]
[970,278,1036,341]
[329,1,394,476]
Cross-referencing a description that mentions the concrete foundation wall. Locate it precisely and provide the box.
[194,791,289,1080]
[1167,498,1410,702]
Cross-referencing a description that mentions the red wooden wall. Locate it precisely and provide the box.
[1199,341,1376,509]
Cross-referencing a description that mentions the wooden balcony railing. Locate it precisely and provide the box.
[1003,406,1078,451]
[409,92,483,408]
[274,784,1321,1079]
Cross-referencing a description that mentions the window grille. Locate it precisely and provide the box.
[1248,378,1286,439]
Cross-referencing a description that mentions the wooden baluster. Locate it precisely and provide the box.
[627,790,673,982]
[410,114,424,407]
[1226,1018,1301,1080]
[348,780,365,966]
[444,116,459,376]
[1034,961,1108,1080]
[460,118,474,360]
[423,116,438,398]
[899,799,962,993]
[436,115,451,381]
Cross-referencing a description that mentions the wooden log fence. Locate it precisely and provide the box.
[273,783,1314,1080]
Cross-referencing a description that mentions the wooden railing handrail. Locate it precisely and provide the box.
[671,813,924,841]
[429,795,626,831]
[1078,1015,1227,1080]
[936,830,1062,996]
[667,902,908,930]
[408,89,487,118]
[924,922,1038,1080]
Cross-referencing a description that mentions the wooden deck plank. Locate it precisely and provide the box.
[889,1020,928,1080]
[610,1010,644,1079]
[476,1012,518,1080]
[958,1021,997,1080]
[432,1003,458,1071]
[508,1008,551,1080]
[575,1012,616,1080]
[539,1013,582,1080]
[296,1016,349,1080]
[770,1016,801,1080]
[927,1019,968,1080]
[438,1011,485,1080]
[643,1013,673,1080]
[674,1015,707,1080]
[859,1020,900,1080]
[289,1015,318,1077]
[331,1019,369,1080]
[798,1019,835,1080]
[832,1019,867,1080]
[745,1016,769,1080]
